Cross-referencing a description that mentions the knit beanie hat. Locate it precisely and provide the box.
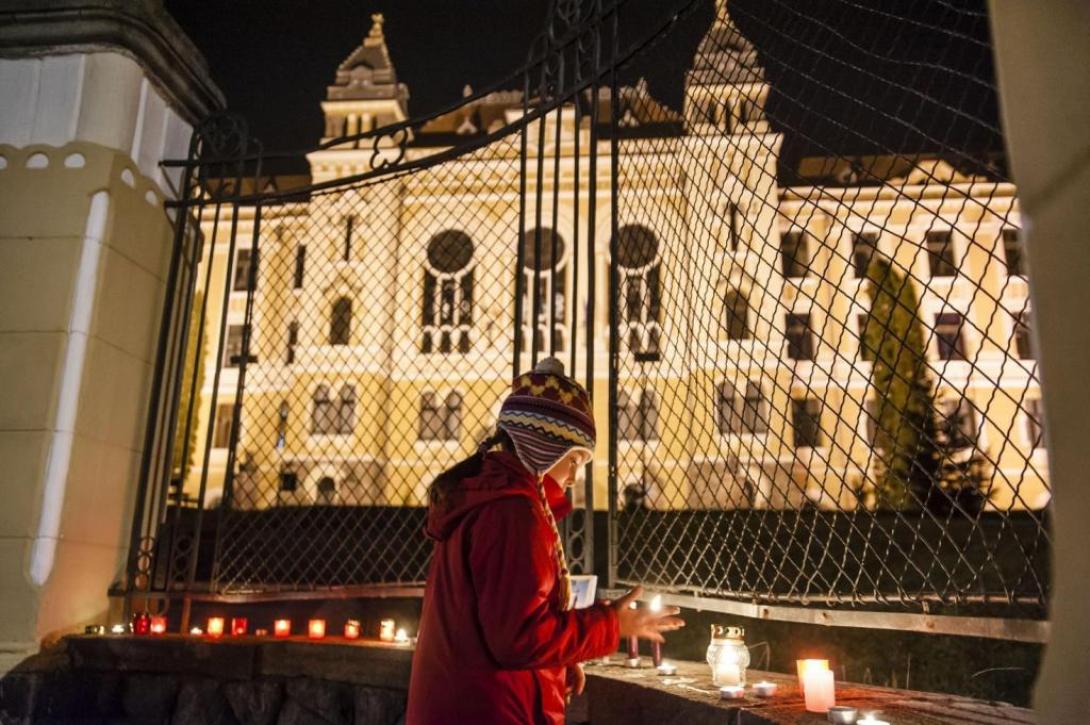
[496,357,596,477]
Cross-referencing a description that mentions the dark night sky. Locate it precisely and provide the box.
[165,0,1004,177]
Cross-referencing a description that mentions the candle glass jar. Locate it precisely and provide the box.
[706,625,750,686]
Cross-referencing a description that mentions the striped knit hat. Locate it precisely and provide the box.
[497,357,596,477]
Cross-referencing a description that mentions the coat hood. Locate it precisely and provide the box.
[425,450,573,541]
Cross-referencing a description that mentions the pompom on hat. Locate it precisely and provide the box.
[496,357,596,477]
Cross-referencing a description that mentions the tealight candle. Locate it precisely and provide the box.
[797,659,830,691]
[189,626,203,635]
[255,628,269,637]
[207,617,225,638]
[827,705,859,724]
[344,620,361,639]
[379,619,396,642]
[394,627,410,645]
[856,717,889,725]
[308,619,326,639]
[274,619,291,638]
[150,616,167,635]
[85,625,106,635]
[231,617,248,636]
[719,685,745,700]
[803,667,835,713]
[656,661,677,676]
[752,681,777,697]
[110,624,127,635]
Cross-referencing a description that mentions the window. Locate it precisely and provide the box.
[939,398,977,450]
[726,203,740,252]
[718,381,768,435]
[863,398,879,446]
[617,225,661,360]
[934,313,966,360]
[294,245,306,289]
[785,313,814,360]
[619,389,658,441]
[792,398,823,448]
[857,314,876,362]
[316,476,336,505]
[223,325,244,368]
[742,382,769,434]
[716,382,741,435]
[1025,398,1044,450]
[1014,310,1034,360]
[279,468,298,492]
[926,230,957,277]
[233,249,253,292]
[724,289,750,340]
[423,230,474,354]
[419,391,461,441]
[343,216,354,262]
[212,404,235,449]
[520,228,567,354]
[311,385,337,435]
[1003,228,1025,277]
[852,232,877,278]
[286,321,298,364]
[338,385,356,435]
[330,297,352,346]
[780,231,809,278]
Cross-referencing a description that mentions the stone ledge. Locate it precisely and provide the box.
[584,659,1035,725]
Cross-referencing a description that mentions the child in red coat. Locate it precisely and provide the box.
[407,358,683,724]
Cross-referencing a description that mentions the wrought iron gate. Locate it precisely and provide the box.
[128,0,1050,640]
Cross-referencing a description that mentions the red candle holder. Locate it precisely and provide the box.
[231,617,248,637]
[149,616,167,635]
[308,619,326,639]
[274,619,291,638]
[207,617,225,638]
[131,611,151,636]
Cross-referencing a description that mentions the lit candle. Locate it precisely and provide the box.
[131,612,151,635]
[255,628,269,636]
[625,600,640,668]
[274,619,291,638]
[803,667,835,713]
[394,627,410,645]
[110,624,128,635]
[649,595,663,667]
[85,625,106,635]
[379,618,396,642]
[308,619,326,639]
[751,681,777,697]
[150,616,167,635]
[656,660,677,676]
[231,617,248,636]
[344,620,361,639]
[716,662,742,687]
[856,717,890,725]
[207,617,225,638]
[189,626,203,635]
[719,685,745,700]
[796,658,830,691]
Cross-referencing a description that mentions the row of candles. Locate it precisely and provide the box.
[621,596,890,725]
[90,613,409,644]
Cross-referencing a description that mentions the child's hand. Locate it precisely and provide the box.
[613,586,685,643]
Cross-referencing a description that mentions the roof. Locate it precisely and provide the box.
[326,13,409,107]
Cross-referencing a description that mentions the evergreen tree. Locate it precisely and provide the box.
[171,290,207,485]
[863,257,939,509]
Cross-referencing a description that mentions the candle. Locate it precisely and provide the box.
[274,619,291,637]
[626,600,640,667]
[207,617,225,638]
[255,628,269,636]
[827,705,860,724]
[131,612,151,635]
[308,619,326,639]
[379,619,396,642]
[150,616,167,635]
[752,681,777,697]
[716,662,742,687]
[110,624,128,635]
[856,717,889,725]
[649,595,663,667]
[803,667,835,713]
[344,620,361,639]
[394,627,410,645]
[231,617,248,636]
[796,658,830,691]
[656,661,677,676]
[719,685,745,700]
[189,626,203,635]
[85,625,106,635]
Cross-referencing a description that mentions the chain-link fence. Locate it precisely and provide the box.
[131,0,1049,628]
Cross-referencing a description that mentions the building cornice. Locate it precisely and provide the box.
[0,0,224,123]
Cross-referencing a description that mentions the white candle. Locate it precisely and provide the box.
[379,618,396,642]
[751,681,777,697]
[394,627,410,644]
[715,662,742,686]
[803,667,835,713]
[656,661,677,676]
[857,718,890,725]
[719,685,745,700]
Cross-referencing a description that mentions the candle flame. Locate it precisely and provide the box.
[649,594,663,612]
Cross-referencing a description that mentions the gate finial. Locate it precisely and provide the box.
[369,12,385,40]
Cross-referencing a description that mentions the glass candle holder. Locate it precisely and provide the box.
[308,619,326,639]
[379,619,396,642]
[274,619,291,637]
[706,625,749,686]
[344,620,361,639]
[150,616,167,635]
[231,617,248,636]
[131,611,151,635]
[206,617,225,638]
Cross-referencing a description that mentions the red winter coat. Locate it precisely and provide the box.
[406,451,619,725]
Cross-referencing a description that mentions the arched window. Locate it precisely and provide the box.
[619,388,658,442]
[311,385,336,435]
[616,225,662,361]
[422,231,474,354]
[444,392,462,441]
[316,476,337,505]
[724,288,750,340]
[520,228,568,354]
[330,297,352,346]
[338,385,356,435]
[419,391,462,441]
